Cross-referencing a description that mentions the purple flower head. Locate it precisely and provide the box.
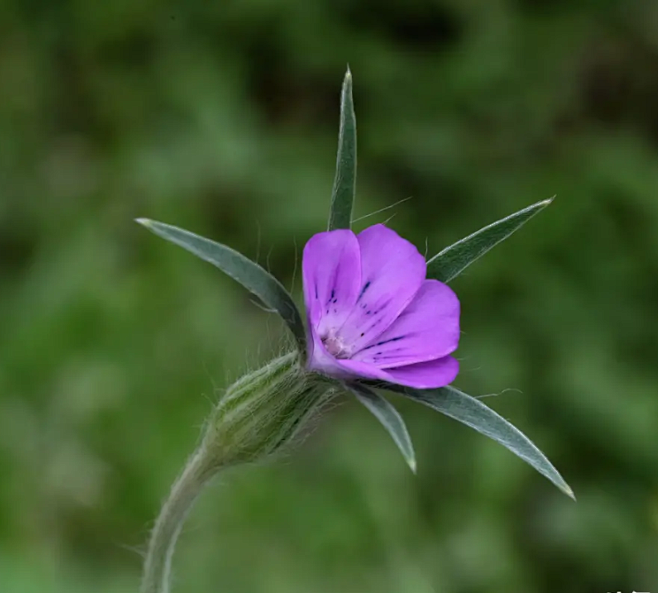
[303,224,460,389]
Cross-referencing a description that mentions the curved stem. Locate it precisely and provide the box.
[141,444,217,593]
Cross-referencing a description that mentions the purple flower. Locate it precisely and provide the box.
[303,224,460,389]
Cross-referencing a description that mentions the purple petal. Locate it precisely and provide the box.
[352,280,460,368]
[381,356,459,389]
[333,355,459,389]
[302,230,361,338]
[328,357,392,382]
[337,224,426,352]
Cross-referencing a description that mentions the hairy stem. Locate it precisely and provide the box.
[141,444,217,593]
[140,353,331,592]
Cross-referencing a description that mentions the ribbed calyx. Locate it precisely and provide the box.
[204,352,337,466]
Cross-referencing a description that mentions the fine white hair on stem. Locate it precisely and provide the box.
[201,360,220,405]
[290,236,298,295]
[351,196,412,224]
[121,541,147,560]
[249,298,277,314]
[382,212,398,226]
[476,388,524,399]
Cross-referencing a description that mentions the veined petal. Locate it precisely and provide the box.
[338,225,426,352]
[382,356,459,389]
[352,280,460,368]
[333,355,459,389]
[329,358,392,382]
[302,230,361,336]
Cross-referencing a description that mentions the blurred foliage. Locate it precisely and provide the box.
[2,0,658,591]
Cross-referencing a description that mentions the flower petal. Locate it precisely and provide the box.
[381,356,459,389]
[328,358,392,382]
[302,230,361,336]
[352,280,460,368]
[332,355,459,389]
[338,224,426,353]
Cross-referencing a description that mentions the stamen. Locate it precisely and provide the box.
[322,330,351,359]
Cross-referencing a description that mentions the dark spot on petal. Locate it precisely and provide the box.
[359,335,407,351]
[360,332,364,337]
[371,298,393,316]
[376,349,405,358]
[357,281,371,302]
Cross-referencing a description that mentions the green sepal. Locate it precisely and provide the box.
[136,219,307,358]
[208,353,337,464]
[426,198,553,283]
[328,67,357,231]
[380,383,574,499]
[347,382,416,473]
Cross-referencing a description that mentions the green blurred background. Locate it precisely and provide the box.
[2,0,658,591]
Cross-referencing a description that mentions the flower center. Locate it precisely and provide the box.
[321,330,351,359]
